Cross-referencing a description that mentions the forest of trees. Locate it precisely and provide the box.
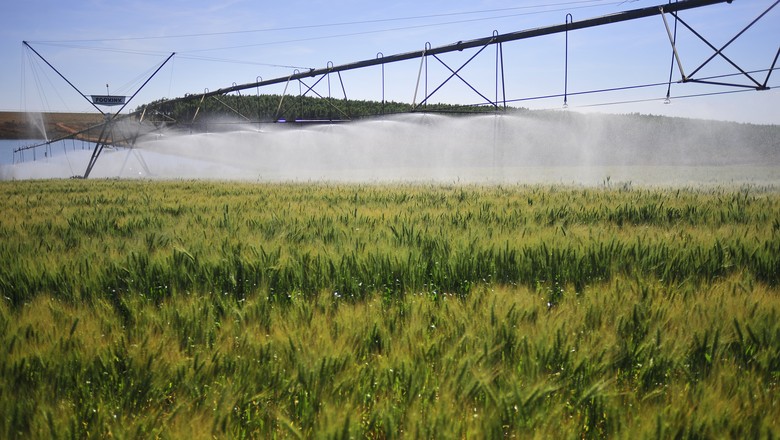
[135,93,506,129]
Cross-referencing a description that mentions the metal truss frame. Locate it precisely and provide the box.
[661,0,779,90]
[18,0,779,177]
[185,0,771,123]
[19,42,175,178]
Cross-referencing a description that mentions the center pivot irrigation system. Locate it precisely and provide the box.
[15,0,779,178]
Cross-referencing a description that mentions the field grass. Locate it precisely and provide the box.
[1,179,778,438]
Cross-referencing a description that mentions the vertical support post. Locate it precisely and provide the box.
[327,61,334,121]
[564,13,573,108]
[192,89,207,125]
[412,45,428,109]
[500,42,507,110]
[661,7,687,82]
[494,31,500,111]
[337,71,350,120]
[232,82,243,120]
[296,69,303,121]
[664,2,679,104]
[425,42,431,110]
[83,117,110,178]
[275,75,292,121]
[255,76,262,123]
[762,47,780,89]
[377,52,385,115]
[493,31,507,111]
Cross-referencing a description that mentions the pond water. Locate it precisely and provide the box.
[0,139,96,166]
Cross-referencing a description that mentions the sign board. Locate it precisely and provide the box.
[91,95,126,106]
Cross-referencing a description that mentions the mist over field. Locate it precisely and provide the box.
[2,111,778,185]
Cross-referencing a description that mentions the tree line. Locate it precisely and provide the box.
[136,93,505,127]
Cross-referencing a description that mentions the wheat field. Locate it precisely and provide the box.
[1,180,778,438]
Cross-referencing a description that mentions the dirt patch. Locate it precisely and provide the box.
[0,112,105,140]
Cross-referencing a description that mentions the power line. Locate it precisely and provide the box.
[30,0,613,44]
[182,2,626,54]
[27,1,625,69]
[30,2,626,57]
[171,55,312,70]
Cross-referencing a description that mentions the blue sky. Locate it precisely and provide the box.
[1,0,778,123]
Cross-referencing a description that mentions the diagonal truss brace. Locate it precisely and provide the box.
[661,0,779,90]
[269,68,351,122]
[83,52,175,178]
[298,67,352,120]
[414,40,498,110]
